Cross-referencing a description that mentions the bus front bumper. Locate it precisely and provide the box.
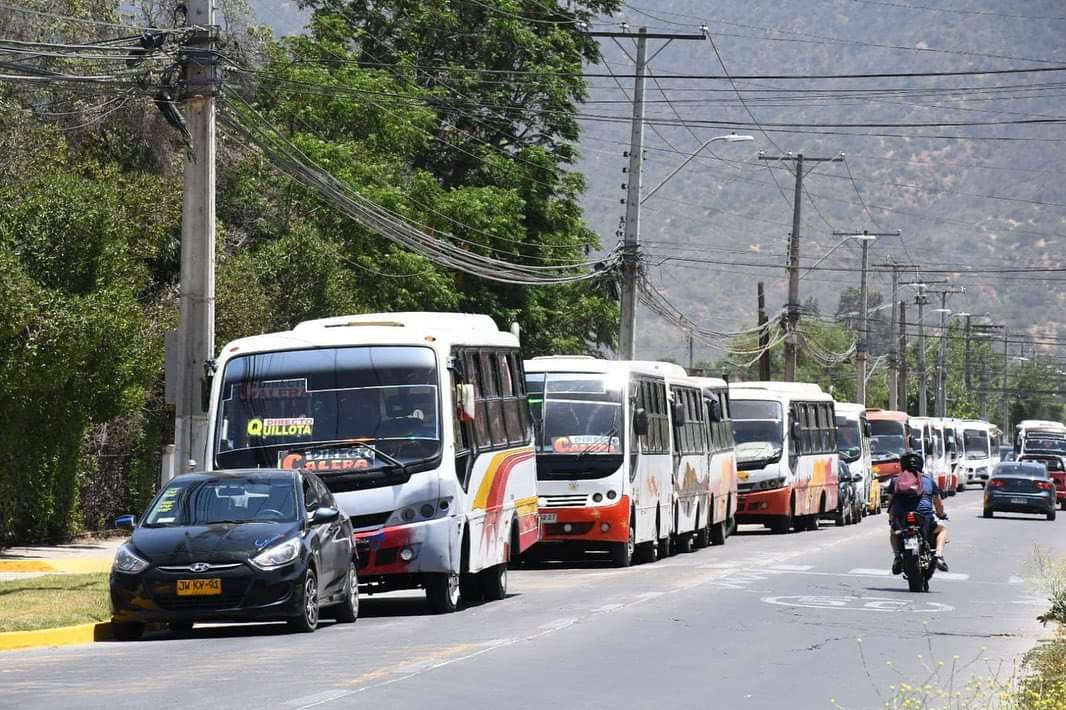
[353,516,454,577]
[736,486,791,524]
[537,496,631,545]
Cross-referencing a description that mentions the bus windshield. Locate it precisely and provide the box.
[963,429,990,459]
[214,346,441,471]
[869,420,906,458]
[526,373,623,480]
[835,416,862,462]
[731,400,783,461]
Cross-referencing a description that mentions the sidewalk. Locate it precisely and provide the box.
[0,538,124,580]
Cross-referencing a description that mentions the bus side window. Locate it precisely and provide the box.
[499,352,525,446]
[803,404,815,455]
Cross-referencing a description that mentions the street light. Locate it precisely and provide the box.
[641,133,755,203]
[799,232,877,279]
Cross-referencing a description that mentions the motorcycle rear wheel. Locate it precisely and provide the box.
[903,554,925,592]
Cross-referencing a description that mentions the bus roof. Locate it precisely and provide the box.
[731,381,826,396]
[218,312,519,357]
[525,357,686,379]
[690,376,729,390]
[729,382,834,404]
[1016,420,1066,431]
[866,408,908,422]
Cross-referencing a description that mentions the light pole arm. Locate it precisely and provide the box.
[641,135,753,204]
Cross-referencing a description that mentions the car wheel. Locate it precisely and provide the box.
[332,563,359,623]
[1060,500,1066,511]
[1048,509,1057,522]
[288,568,320,633]
[167,620,193,634]
[426,573,460,613]
[481,564,508,601]
[983,507,993,518]
[111,620,144,642]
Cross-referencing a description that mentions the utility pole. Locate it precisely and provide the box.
[928,287,964,417]
[898,300,908,412]
[915,284,929,416]
[758,282,771,380]
[1001,327,1010,434]
[963,314,972,390]
[589,27,704,360]
[759,152,843,380]
[972,322,1003,420]
[831,229,899,405]
[169,0,218,476]
[688,333,694,370]
[883,259,917,411]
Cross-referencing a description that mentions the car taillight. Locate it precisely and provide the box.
[989,479,1005,488]
[1036,481,1054,491]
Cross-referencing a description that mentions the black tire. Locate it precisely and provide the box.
[331,563,359,623]
[694,522,710,549]
[111,620,144,641]
[983,507,993,519]
[612,520,636,567]
[657,532,672,559]
[1060,500,1066,511]
[481,564,508,601]
[288,568,320,633]
[724,517,737,537]
[677,532,694,554]
[459,572,484,604]
[426,573,460,613]
[957,482,966,493]
[710,520,726,545]
[904,556,925,592]
[1048,509,1057,522]
[166,620,193,634]
[635,540,657,564]
[769,516,791,534]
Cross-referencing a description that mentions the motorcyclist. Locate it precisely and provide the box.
[886,453,949,574]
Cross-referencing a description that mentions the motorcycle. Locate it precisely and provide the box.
[897,511,935,592]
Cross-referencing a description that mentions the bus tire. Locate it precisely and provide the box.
[694,514,710,549]
[710,520,726,546]
[657,509,673,559]
[769,516,791,535]
[426,573,460,613]
[459,572,484,604]
[481,564,508,601]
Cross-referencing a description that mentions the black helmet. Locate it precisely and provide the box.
[900,452,924,472]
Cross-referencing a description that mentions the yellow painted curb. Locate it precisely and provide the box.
[0,622,112,652]
[0,559,112,574]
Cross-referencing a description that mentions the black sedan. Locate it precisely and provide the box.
[983,462,1057,521]
[110,469,358,640]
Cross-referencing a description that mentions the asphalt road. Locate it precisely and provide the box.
[2,491,1063,710]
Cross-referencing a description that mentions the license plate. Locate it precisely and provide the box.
[1010,497,1028,505]
[903,538,919,551]
[177,578,222,596]
[539,513,557,524]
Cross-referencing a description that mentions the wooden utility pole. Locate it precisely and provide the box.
[758,282,771,380]
[898,300,908,413]
[758,152,843,380]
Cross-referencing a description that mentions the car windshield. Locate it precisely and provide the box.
[835,417,862,462]
[1024,436,1066,455]
[214,346,441,470]
[869,420,906,456]
[142,477,298,527]
[526,373,624,455]
[732,400,783,458]
[964,429,990,459]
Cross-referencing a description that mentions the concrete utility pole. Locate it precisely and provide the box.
[915,284,929,416]
[929,287,964,417]
[169,0,218,475]
[758,282,771,380]
[758,152,843,380]
[972,322,1003,420]
[963,314,972,390]
[1001,327,1010,433]
[688,333,694,370]
[898,300,908,412]
[883,259,917,411]
[589,27,704,360]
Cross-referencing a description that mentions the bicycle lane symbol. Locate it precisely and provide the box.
[761,595,954,613]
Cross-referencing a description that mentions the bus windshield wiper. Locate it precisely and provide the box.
[575,428,619,463]
[290,440,409,474]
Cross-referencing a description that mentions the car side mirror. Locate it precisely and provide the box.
[114,514,136,530]
[633,408,649,437]
[311,507,340,525]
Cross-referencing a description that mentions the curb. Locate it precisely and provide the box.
[0,622,113,652]
[0,559,112,574]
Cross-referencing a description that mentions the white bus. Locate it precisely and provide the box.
[1015,420,1066,458]
[207,312,539,613]
[692,377,739,545]
[834,402,872,520]
[910,417,950,495]
[524,358,677,566]
[957,420,995,488]
[729,382,839,534]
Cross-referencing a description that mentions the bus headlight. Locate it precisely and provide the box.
[388,498,454,525]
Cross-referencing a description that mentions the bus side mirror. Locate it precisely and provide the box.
[457,384,476,422]
[672,401,687,426]
[706,399,722,423]
[791,420,802,442]
[633,408,649,437]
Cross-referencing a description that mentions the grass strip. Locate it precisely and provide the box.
[0,573,110,633]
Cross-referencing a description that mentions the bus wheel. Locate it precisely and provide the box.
[710,520,726,546]
[426,573,461,613]
[459,572,484,604]
[677,532,694,554]
[481,565,508,601]
[769,516,791,535]
[657,512,673,559]
[694,521,710,549]
[612,523,635,567]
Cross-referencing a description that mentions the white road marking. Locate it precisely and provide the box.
[936,572,970,581]
[767,564,813,572]
[1009,576,1025,585]
[848,568,891,576]
[285,690,350,706]
[762,594,954,613]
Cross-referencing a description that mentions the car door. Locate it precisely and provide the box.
[308,472,350,593]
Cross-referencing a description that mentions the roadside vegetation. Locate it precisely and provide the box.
[0,573,110,633]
